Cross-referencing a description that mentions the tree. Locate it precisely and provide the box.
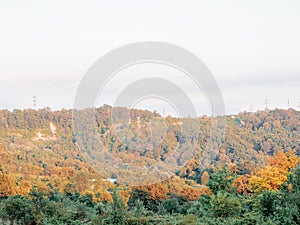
[210,192,242,218]
[234,174,253,195]
[268,151,299,170]
[201,171,210,185]
[30,187,49,225]
[132,199,147,218]
[138,182,169,200]
[108,188,127,225]
[256,190,279,217]
[285,166,300,192]
[180,186,201,201]
[0,195,33,225]
[250,166,287,193]
[128,189,158,212]
[250,151,300,193]
[207,168,236,194]
[0,172,16,196]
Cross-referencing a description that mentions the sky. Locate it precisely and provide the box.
[0,0,300,115]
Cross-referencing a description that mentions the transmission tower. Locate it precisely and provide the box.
[33,96,37,109]
[249,104,253,112]
[265,99,269,110]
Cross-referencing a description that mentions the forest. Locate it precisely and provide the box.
[0,106,299,224]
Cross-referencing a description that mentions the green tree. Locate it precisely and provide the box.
[210,192,242,218]
[132,199,147,218]
[104,188,127,225]
[0,195,33,225]
[207,168,236,194]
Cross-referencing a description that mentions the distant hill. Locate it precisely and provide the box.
[0,106,299,196]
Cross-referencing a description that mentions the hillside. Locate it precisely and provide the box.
[0,107,299,191]
[0,107,300,224]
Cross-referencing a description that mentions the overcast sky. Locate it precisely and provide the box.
[0,0,300,115]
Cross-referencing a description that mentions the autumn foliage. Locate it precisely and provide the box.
[249,150,300,193]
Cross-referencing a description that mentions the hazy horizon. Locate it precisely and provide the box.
[1,0,300,116]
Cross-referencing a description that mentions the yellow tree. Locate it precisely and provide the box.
[268,150,299,170]
[249,166,287,193]
[249,150,300,193]
[0,172,16,196]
